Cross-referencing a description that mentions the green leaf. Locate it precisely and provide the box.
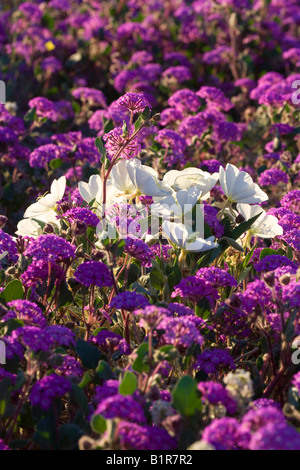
[132,343,149,373]
[0,377,12,417]
[75,339,103,370]
[0,280,24,303]
[236,266,251,285]
[57,280,73,308]
[78,371,93,389]
[142,106,151,120]
[231,212,263,240]
[57,424,84,450]
[33,418,55,450]
[158,345,179,361]
[134,115,144,132]
[218,236,244,253]
[70,384,89,416]
[119,371,137,396]
[41,13,55,31]
[24,107,37,122]
[150,268,164,290]
[90,414,107,434]
[172,376,202,417]
[95,137,107,158]
[259,248,285,260]
[95,360,115,380]
[32,218,47,230]
[195,298,211,319]
[288,387,300,409]
[49,158,63,169]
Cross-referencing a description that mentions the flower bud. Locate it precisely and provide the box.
[43,223,54,234]
[0,215,8,228]
[71,220,87,236]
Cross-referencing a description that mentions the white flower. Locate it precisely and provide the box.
[162,220,218,252]
[16,218,43,238]
[110,159,136,196]
[126,159,172,198]
[163,167,218,200]
[24,176,66,224]
[219,164,268,204]
[172,168,219,200]
[78,174,117,212]
[224,369,253,410]
[78,174,102,204]
[237,203,283,238]
[152,186,203,218]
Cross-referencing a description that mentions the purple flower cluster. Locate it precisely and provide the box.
[74,261,113,288]
[29,373,71,410]
[195,349,235,375]
[109,291,149,312]
[24,234,76,262]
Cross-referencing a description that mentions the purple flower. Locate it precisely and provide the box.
[240,279,272,312]
[202,417,240,450]
[162,66,192,83]
[160,107,183,126]
[109,291,149,312]
[201,159,223,174]
[88,110,105,132]
[118,422,177,450]
[0,439,10,450]
[171,275,217,305]
[134,305,169,330]
[214,121,242,142]
[249,422,300,450]
[3,300,47,328]
[259,168,289,186]
[0,229,18,263]
[124,238,153,262]
[46,325,76,347]
[178,114,207,143]
[29,144,69,168]
[281,281,300,308]
[198,381,237,415]
[281,190,300,215]
[197,86,233,111]
[95,381,119,402]
[238,406,285,449]
[195,349,235,375]
[21,259,63,288]
[61,207,100,227]
[28,97,56,120]
[167,303,195,317]
[204,204,225,238]
[103,127,140,160]
[74,261,113,288]
[114,92,151,114]
[94,393,146,423]
[11,327,51,353]
[29,373,71,410]
[158,316,204,350]
[155,129,186,166]
[72,87,107,108]
[254,255,297,273]
[40,56,62,74]
[168,89,200,113]
[54,355,83,378]
[92,329,130,356]
[24,235,76,262]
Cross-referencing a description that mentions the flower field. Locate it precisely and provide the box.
[0,0,300,451]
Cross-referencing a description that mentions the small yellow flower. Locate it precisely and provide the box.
[45,41,55,52]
